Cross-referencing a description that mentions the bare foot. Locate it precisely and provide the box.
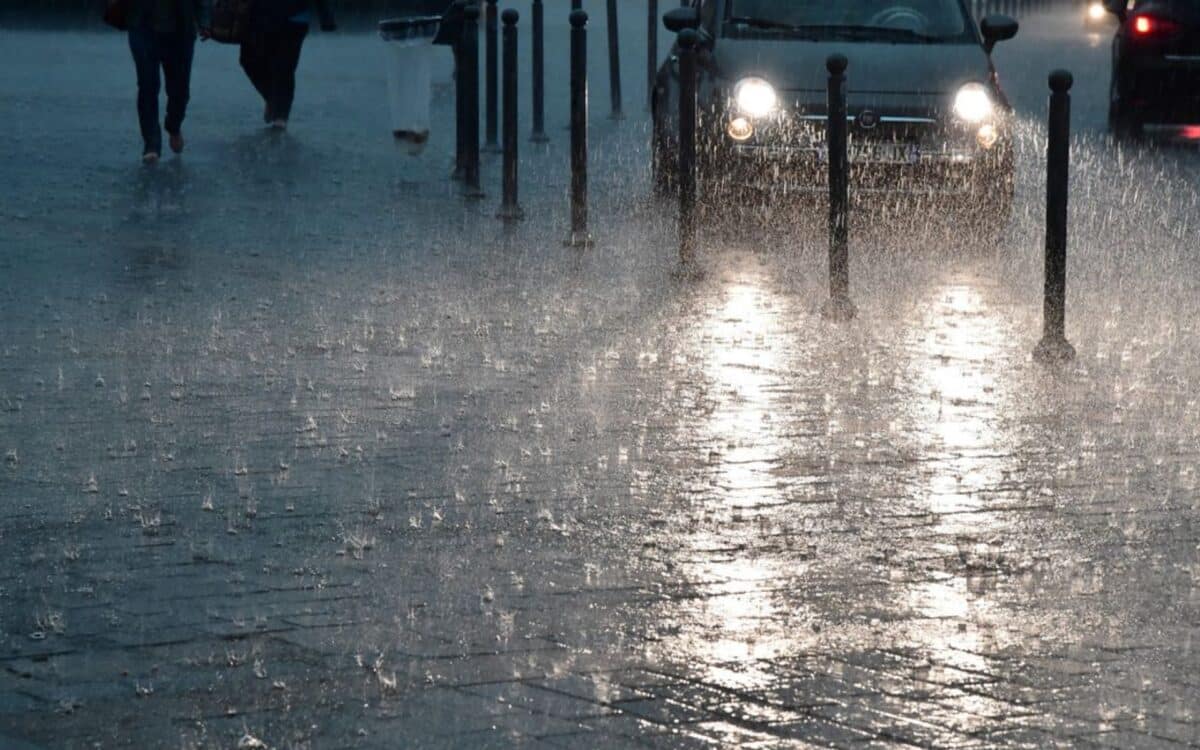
[270,119,288,131]
[142,151,160,164]
[168,132,184,154]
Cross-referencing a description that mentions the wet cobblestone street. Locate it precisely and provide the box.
[3,5,1200,748]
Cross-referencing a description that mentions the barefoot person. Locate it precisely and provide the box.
[240,1,336,130]
[128,0,211,162]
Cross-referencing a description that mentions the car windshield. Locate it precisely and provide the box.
[724,0,973,41]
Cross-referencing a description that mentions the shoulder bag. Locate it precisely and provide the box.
[103,0,131,30]
[209,0,254,43]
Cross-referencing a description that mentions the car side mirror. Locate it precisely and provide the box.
[1102,0,1127,20]
[663,7,700,33]
[980,14,1018,53]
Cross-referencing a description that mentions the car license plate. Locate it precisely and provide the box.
[849,142,921,165]
[738,143,923,166]
[801,142,921,165]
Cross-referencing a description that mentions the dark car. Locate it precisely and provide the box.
[651,0,1019,224]
[1105,0,1200,137]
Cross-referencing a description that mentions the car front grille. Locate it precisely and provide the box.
[721,98,957,151]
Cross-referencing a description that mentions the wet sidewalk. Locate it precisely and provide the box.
[3,7,1200,748]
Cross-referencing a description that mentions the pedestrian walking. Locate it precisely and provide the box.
[125,0,212,163]
[239,0,337,130]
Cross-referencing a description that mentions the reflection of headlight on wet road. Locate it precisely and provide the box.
[734,77,777,117]
[953,83,994,124]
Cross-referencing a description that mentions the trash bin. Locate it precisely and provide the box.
[379,16,444,143]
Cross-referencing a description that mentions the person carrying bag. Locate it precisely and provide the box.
[238,0,336,130]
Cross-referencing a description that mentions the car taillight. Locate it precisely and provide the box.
[1131,13,1181,36]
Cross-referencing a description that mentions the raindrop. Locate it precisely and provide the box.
[236,733,268,749]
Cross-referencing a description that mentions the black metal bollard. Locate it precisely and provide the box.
[531,0,547,142]
[462,4,484,197]
[823,54,856,321]
[498,9,524,221]
[453,40,467,180]
[448,0,468,180]
[484,0,499,151]
[647,0,658,110]
[566,10,592,247]
[606,0,623,119]
[1034,70,1076,364]
[677,29,698,267]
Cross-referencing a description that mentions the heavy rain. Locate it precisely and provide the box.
[1,0,1199,746]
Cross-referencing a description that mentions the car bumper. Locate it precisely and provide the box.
[711,142,1012,196]
[1122,57,1200,122]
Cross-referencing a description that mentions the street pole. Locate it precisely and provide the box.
[566,10,592,247]
[1034,70,1076,364]
[484,0,499,151]
[498,9,524,221]
[531,0,547,142]
[452,7,467,180]
[822,53,856,321]
[677,29,698,267]
[606,0,624,119]
[462,4,484,198]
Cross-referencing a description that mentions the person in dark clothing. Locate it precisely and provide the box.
[239,0,336,130]
[128,0,211,162]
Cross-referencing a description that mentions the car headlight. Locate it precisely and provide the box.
[734,77,777,117]
[727,117,754,141]
[1088,1,1106,20]
[953,83,994,124]
[976,123,999,149]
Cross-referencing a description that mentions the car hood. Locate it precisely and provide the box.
[713,39,992,96]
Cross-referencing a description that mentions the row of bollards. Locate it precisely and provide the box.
[446,0,636,235]
[450,1,589,236]
[667,25,1074,361]
[452,3,1073,365]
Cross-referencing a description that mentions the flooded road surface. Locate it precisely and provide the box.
[2,3,1200,747]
